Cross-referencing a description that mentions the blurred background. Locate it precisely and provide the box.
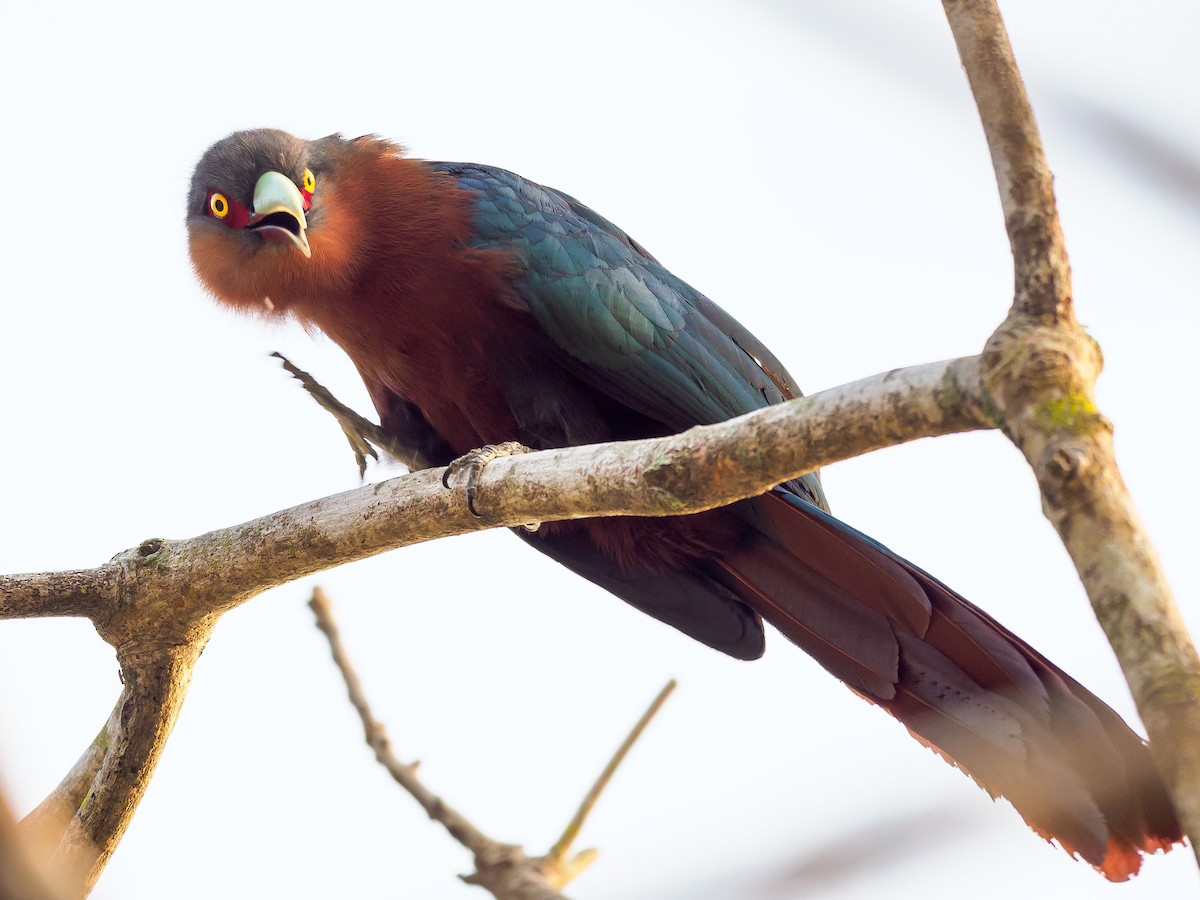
[1,1,1197,897]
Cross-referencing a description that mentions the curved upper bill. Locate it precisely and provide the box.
[249,171,311,258]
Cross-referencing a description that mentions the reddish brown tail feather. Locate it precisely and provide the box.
[712,490,1181,880]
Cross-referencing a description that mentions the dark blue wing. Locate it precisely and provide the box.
[435,162,828,510]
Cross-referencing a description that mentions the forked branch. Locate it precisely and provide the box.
[0,355,990,897]
[310,588,675,899]
[943,0,1200,861]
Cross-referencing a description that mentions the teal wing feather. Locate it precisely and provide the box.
[435,162,827,510]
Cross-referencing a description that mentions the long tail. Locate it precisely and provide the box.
[710,490,1182,880]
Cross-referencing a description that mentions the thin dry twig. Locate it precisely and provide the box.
[309,588,675,899]
[547,679,676,865]
[310,587,568,899]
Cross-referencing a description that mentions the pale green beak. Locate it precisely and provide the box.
[250,170,311,259]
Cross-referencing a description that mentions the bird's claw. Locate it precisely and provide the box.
[273,352,401,478]
[443,442,537,526]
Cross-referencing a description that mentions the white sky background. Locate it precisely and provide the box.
[1,1,1198,897]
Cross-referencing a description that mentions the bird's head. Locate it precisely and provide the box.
[187,129,368,315]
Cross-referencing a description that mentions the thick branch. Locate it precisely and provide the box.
[0,570,114,621]
[1,355,988,896]
[50,642,205,896]
[1,356,989,626]
[944,0,1200,863]
[21,710,112,862]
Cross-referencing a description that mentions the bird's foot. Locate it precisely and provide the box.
[443,442,539,529]
[273,352,421,476]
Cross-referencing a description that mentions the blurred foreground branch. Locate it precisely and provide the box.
[0,787,64,900]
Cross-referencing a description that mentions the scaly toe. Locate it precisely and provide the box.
[443,442,536,518]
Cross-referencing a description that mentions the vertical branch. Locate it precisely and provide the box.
[942,0,1071,323]
[943,0,1200,864]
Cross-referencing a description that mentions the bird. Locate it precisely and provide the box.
[187,128,1181,879]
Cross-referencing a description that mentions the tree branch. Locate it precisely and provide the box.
[49,642,205,897]
[21,709,112,862]
[310,589,673,899]
[1,355,989,623]
[943,0,1200,863]
[0,354,989,895]
[547,680,676,864]
[0,570,114,621]
[941,0,1071,324]
[309,588,558,898]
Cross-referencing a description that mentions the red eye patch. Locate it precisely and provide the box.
[206,189,251,229]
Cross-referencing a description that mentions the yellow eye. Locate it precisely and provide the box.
[210,193,230,218]
[302,168,316,193]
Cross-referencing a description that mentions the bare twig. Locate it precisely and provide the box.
[310,587,570,899]
[943,0,1200,863]
[546,680,676,866]
[309,589,677,898]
